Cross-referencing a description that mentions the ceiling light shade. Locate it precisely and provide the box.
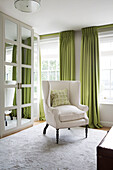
[14,0,41,13]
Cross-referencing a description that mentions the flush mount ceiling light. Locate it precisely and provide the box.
[14,0,41,13]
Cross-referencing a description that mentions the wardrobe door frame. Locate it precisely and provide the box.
[0,13,34,138]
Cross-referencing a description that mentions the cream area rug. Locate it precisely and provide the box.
[0,123,106,170]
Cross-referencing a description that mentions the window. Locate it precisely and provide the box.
[40,37,59,81]
[99,31,113,103]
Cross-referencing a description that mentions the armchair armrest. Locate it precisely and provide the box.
[48,107,59,114]
[43,101,61,128]
[47,106,60,121]
[77,104,89,112]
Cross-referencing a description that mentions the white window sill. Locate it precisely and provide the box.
[99,101,113,105]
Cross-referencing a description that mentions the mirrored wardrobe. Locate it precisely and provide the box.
[0,12,34,137]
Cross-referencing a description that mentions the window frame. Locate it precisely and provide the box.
[99,31,113,104]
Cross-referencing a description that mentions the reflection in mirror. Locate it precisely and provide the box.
[5,65,17,83]
[5,87,17,107]
[21,106,31,125]
[22,87,31,104]
[22,47,31,65]
[21,27,31,46]
[22,68,31,84]
[5,43,17,63]
[5,19,17,41]
[5,109,17,130]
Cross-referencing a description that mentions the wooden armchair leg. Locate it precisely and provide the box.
[43,123,49,135]
[56,129,59,144]
[85,125,88,138]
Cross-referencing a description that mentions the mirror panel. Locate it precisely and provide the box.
[5,109,17,130]
[21,87,31,104]
[21,106,31,125]
[21,27,31,46]
[5,65,17,84]
[5,43,17,63]
[22,47,31,65]
[22,68,31,84]
[5,87,17,107]
[5,19,17,41]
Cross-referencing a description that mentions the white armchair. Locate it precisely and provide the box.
[42,80,89,144]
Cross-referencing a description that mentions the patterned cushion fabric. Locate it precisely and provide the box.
[51,89,70,107]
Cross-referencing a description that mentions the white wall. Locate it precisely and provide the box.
[99,104,113,127]
[75,30,113,127]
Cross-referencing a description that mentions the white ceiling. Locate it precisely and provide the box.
[0,0,113,35]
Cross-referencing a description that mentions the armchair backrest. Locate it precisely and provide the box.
[42,81,81,107]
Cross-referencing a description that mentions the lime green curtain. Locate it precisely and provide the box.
[60,30,75,80]
[39,49,45,120]
[97,23,113,29]
[80,27,102,128]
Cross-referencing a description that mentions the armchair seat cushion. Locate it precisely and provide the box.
[55,105,86,122]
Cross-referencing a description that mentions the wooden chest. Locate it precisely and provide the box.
[97,126,113,170]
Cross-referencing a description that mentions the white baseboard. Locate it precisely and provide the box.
[100,121,113,127]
